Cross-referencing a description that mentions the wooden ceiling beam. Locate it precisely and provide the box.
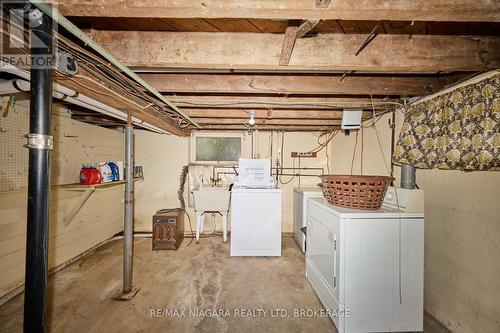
[164,95,400,109]
[92,31,500,72]
[198,125,337,131]
[54,73,189,136]
[315,0,332,9]
[280,20,319,66]
[194,118,341,125]
[186,109,372,119]
[141,73,447,96]
[58,1,500,22]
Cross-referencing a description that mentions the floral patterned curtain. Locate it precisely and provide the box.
[393,73,499,171]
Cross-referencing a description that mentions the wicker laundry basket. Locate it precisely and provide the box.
[320,175,393,210]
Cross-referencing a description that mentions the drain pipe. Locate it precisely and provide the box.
[23,7,53,332]
[400,164,416,189]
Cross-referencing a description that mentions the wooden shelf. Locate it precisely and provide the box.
[61,177,143,190]
[60,177,143,226]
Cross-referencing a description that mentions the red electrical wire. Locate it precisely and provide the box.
[350,130,359,175]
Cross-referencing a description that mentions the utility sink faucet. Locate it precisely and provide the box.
[210,176,222,187]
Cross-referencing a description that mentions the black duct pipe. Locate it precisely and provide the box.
[24,7,54,333]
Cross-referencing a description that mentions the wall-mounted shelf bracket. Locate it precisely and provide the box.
[64,187,95,226]
[60,178,143,226]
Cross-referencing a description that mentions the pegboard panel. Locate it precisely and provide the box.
[0,100,125,192]
[0,99,29,192]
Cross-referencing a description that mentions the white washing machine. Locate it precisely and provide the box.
[306,187,425,333]
[230,188,282,256]
[293,187,323,252]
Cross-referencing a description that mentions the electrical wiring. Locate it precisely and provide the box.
[62,51,159,107]
[365,109,404,305]
[350,130,359,175]
[269,131,273,159]
[4,13,403,131]
[178,118,192,128]
[306,129,337,154]
[52,30,192,126]
[325,145,331,174]
[5,18,182,127]
[279,157,298,185]
[374,120,392,175]
[360,126,364,175]
[56,34,152,96]
[314,129,336,174]
[278,132,291,184]
[361,109,394,128]
[171,99,403,109]
[277,131,301,185]
[298,157,301,188]
[60,73,165,117]
[76,62,147,100]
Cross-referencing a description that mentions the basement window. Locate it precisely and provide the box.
[194,136,242,162]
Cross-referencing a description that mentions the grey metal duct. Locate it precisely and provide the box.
[400,164,416,189]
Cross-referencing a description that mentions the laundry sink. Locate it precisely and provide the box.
[192,186,231,212]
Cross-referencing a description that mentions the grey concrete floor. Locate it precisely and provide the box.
[0,236,449,333]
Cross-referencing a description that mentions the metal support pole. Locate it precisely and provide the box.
[112,122,139,300]
[24,7,53,333]
[123,123,134,293]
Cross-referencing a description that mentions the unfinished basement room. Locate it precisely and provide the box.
[0,1,499,333]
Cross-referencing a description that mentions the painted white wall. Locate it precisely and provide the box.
[134,130,189,232]
[330,112,500,333]
[330,112,400,179]
[255,131,329,232]
[134,130,330,234]
[420,169,500,333]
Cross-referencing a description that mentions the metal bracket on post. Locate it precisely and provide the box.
[25,133,53,150]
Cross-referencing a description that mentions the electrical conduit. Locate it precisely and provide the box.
[0,77,168,134]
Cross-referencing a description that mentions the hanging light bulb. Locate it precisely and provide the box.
[248,110,256,126]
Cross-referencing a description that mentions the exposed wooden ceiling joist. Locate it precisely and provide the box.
[280,20,319,66]
[185,109,371,119]
[198,125,336,131]
[195,118,341,126]
[141,73,450,96]
[54,72,189,136]
[68,17,500,35]
[164,95,400,110]
[56,1,500,132]
[92,31,500,72]
[58,0,500,22]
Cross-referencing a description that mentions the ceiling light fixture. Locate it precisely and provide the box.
[248,110,256,126]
